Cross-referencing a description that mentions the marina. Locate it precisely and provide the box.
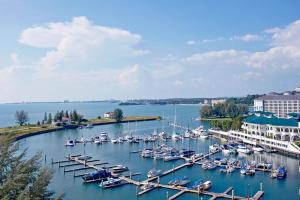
[8,103,300,200]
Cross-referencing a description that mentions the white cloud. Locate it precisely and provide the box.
[186,40,196,45]
[202,37,224,43]
[267,20,300,46]
[19,16,149,72]
[230,34,263,42]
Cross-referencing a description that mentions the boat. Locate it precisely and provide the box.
[168,176,191,186]
[99,178,123,188]
[163,154,180,162]
[141,149,153,158]
[256,162,272,170]
[276,167,287,179]
[252,146,264,153]
[79,136,86,143]
[112,165,128,173]
[82,169,111,183]
[111,139,118,144]
[147,169,162,178]
[65,139,75,146]
[209,144,220,153]
[93,136,101,144]
[172,134,182,141]
[200,133,209,139]
[100,132,109,142]
[237,145,251,154]
[159,131,168,140]
[203,180,212,190]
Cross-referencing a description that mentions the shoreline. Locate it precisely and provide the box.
[0,116,161,141]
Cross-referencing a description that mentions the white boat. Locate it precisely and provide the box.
[112,165,128,173]
[100,132,109,142]
[237,145,251,154]
[79,136,86,143]
[203,180,212,190]
[163,154,180,161]
[252,146,264,152]
[99,178,123,188]
[159,131,168,140]
[111,139,118,144]
[141,149,153,158]
[94,136,101,144]
[172,134,182,141]
[65,139,75,146]
[209,144,220,153]
[200,133,209,139]
[147,169,162,178]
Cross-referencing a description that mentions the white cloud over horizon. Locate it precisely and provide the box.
[0,17,300,103]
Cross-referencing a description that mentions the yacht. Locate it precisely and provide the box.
[203,180,212,190]
[100,132,109,142]
[159,131,168,140]
[237,145,251,154]
[141,149,153,158]
[163,154,180,162]
[276,167,287,179]
[209,144,221,153]
[111,139,118,144]
[99,178,123,188]
[140,183,154,191]
[147,169,162,178]
[93,136,101,144]
[65,139,75,146]
[112,165,128,173]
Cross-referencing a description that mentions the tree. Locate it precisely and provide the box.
[47,113,52,124]
[15,110,29,126]
[65,110,69,118]
[72,110,79,122]
[0,137,53,199]
[113,108,123,122]
[200,105,213,118]
[37,121,41,126]
[43,112,48,124]
[226,103,239,118]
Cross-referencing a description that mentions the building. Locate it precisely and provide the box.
[211,99,226,106]
[104,112,114,119]
[254,87,300,118]
[210,112,300,155]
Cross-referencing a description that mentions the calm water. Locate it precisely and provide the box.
[1,103,300,200]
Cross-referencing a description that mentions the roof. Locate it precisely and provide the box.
[255,94,300,101]
[287,113,300,118]
[243,114,299,127]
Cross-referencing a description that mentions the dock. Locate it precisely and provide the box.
[118,149,264,200]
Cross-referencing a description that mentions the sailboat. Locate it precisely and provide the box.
[172,107,182,141]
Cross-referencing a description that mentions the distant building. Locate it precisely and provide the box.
[254,87,300,118]
[104,112,114,119]
[211,99,226,106]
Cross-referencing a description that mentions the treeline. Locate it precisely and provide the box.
[226,94,261,105]
[201,102,248,118]
[38,110,83,125]
[210,116,243,131]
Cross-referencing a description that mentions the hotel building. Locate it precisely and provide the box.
[254,87,300,118]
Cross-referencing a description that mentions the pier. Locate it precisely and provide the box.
[117,150,264,200]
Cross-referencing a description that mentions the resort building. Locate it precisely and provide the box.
[211,99,226,106]
[210,112,300,155]
[254,87,300,118]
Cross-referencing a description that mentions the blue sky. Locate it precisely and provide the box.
[0,0,300,102]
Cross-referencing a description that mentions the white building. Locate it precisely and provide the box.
[254,88,300,118]
[210,112,300,155]
[104,112,114,119]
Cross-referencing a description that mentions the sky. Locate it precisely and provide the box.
[0,0,300,103]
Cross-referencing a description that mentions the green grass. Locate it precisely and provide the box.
[0,116,161,141]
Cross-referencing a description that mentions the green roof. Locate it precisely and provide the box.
[243,114,299,127]
[287,113,300,118]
